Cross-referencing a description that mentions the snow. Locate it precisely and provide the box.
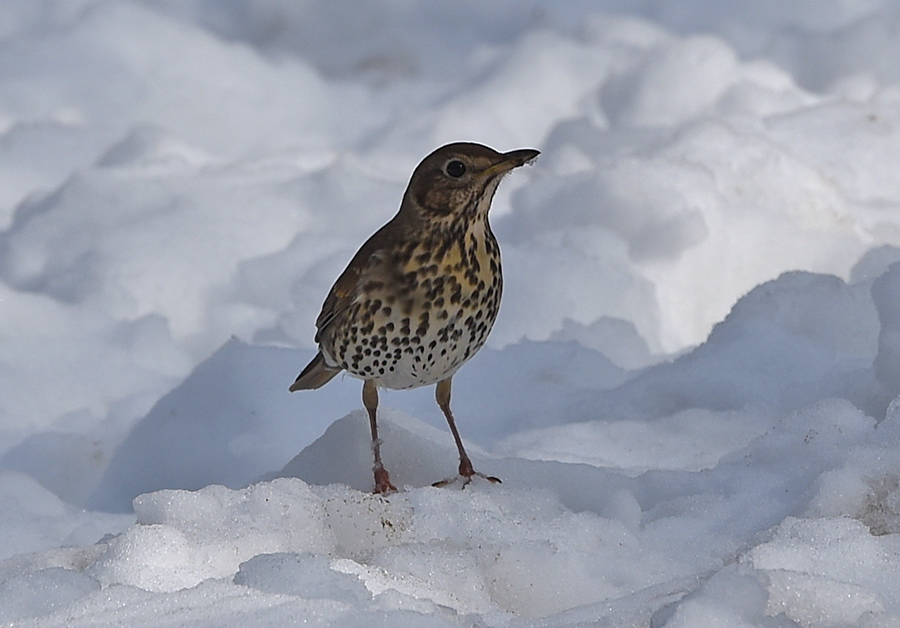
[2,1,900,626]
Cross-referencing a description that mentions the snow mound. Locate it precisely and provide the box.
[8,393,900,626]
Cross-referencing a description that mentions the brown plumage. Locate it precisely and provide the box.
[290,142,539,493]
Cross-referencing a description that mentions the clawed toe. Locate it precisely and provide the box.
[373,466,398,494]
[433,471,502,489]
[374,482,398,495]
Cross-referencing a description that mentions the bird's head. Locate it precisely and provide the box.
[400,142,539,223]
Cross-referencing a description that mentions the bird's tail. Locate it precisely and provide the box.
[289,352,341,391]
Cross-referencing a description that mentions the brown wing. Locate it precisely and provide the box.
[314,219,401,347]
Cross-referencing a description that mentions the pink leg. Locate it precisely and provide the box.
[434,378,500,486]
[363,380,397,494]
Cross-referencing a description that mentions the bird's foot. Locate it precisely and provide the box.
[373,465,398,495]
[433,471,501,489]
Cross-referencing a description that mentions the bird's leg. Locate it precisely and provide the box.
[435,378,473,477]
[363,379,397,494]
[434,377,501,487]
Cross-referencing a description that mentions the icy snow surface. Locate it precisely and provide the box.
[3,1,900,626]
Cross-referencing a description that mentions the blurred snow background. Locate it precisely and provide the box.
[2,1,900,626]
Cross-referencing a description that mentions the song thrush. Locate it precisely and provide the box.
[290,142,539,493]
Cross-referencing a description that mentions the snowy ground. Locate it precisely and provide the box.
[3,1,900,626]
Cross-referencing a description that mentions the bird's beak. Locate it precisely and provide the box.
[482,148,540,179]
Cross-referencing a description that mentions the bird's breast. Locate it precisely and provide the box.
[330,224,503,389]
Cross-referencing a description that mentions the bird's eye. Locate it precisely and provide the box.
[445,160,466,178]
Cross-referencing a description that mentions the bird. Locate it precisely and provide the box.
[290,142,539,493]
